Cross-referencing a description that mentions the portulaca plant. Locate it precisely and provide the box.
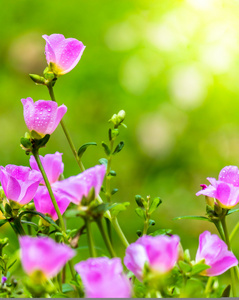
[0,33,238,298]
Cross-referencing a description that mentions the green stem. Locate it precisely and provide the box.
[85,218,97,257]
[46,83,130,248]
[111,218,129,248]
[229,220,239,242]
[47,84,85,172]
[96,218,116,257]
[214,221,225,241]
[221,217,237,297]
[32,149,66,232]
[204,276,214,298]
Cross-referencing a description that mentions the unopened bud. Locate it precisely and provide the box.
[29,74,46,85]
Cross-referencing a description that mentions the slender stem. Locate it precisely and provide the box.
[46,84,130,248]
[214,221,225,241]
[105,137,114,202]
[221,217,237,297]
[111,218,129,247]
[85,218,97,257]
[47,84,85,172]
[32,149,66,232]
[96,218,116,257]
[204,276,214,298]
[230,221,239,242]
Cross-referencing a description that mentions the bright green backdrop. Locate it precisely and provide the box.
[1,0,239,285]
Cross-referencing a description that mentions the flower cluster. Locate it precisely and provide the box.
[0,32,238,299]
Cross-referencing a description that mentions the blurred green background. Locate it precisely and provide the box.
[1,0,239,286]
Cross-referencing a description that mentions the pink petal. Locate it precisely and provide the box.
[206,254,238,276]
[21,98,35,132]
[34,186,70,220]
[196,185,216,198]
[20,236,75,278]
[218,166,239,186]
[124,243,148,281]
[75,258,131,298]
[48,104,67,134]
[42,34,65,65]
[30,152,64,184]
[57,39,85,74]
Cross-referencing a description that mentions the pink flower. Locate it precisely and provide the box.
[124,235,180,280]
[196,231,238,276]
[75,257,131,298]
[34,186,70,221]
[53,165,106,205]
[0,165,42,205]
[30,152,64,185]
[20,236,75,278]
[196,166,239,208]
[21,97,67,137]
[42,34,85,76]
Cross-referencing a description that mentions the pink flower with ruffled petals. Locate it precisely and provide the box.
[30,152,64,185]
[53,164,106,205]
[196,231,238,276]
[34,186,70,221]
[124,235,180,281]
[20,236,75,278]
[0,165,42,205]
[196,166,239,208]
[21,97,67,137]
[75,257,132,298]
[42,34,85,76]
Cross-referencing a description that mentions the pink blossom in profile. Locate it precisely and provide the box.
[75,257,131,298]
[196,166,239,208]
[124,235,180,281]
[0,165,42,205]
[42,34,85,75]
[20,236,75,278]
[196,231,238,276]
[21,97,67,137]
[30,152,64,185]
[53,164,106,205]
[34,186,70,221]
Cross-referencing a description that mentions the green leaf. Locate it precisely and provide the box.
[221,284,231,297]
[150,229,173,236]
[62,283,75,293]
[148,197,162,214]
[19,211,61,231]
[190,263,210,276]
[113,141,124,154]
[173,215,209,221]
[7,259,17,270]
[5,203,12,215]
[20,137,32,149]
[149,219,155,226]
[35,134,50,147]
[64,209,80,218]
[136,230,142,237]
[99,158,108,166]
[227,208,239,215]
[77,142,97,159]
[135,207,145,219]
[21,220,38,231]
[178,260,192,273]
[109,170,116,176]
[111,188,118,195]
[110,202,130,217]
[0,219,8,228]
[52,293,70,298]
[91,203,116,215]
[101,142,111,156]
